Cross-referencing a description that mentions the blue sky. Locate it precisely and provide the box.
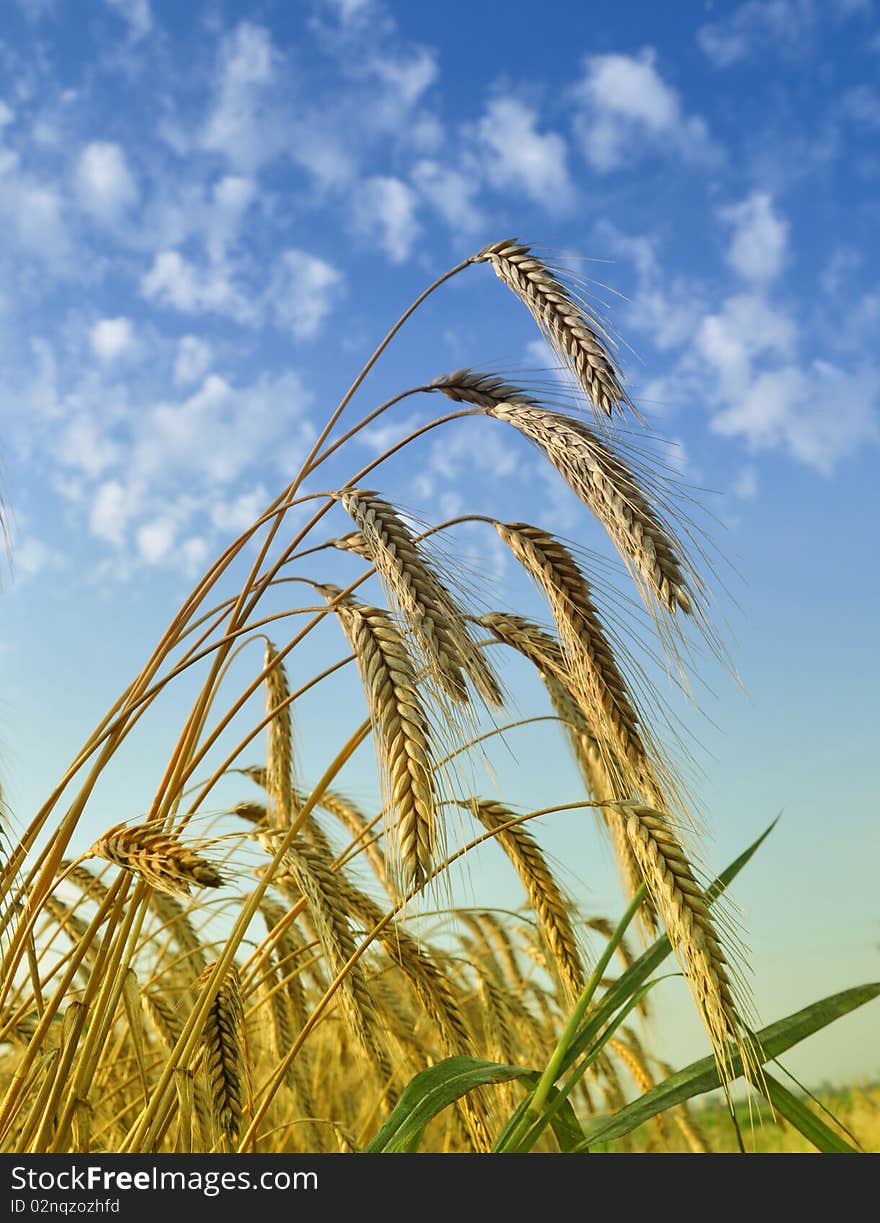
[1,0,878,1090]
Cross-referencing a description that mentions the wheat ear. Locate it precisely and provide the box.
[485,403,696,619]
[466,798,585,1005]
[319,584,438,890]
[478,610,660,933]
[338,489,503,707]
[259,832,393,1084]
[197,961,247,1151]
[264,640,295,828]
[495,522,668,805]
[89,822,224,897]
[611,802,752,1086]
[474,239,629,417]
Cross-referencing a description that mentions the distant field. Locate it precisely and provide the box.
[603,1083,880,1153]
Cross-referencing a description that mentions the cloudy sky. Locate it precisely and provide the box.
[1,0,878,1088]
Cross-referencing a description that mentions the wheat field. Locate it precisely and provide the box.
[0,239,875,1155]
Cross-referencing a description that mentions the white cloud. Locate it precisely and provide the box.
[141,250,255,322]
[594,223,706,354]
[842,85,880,127]
[173,336,213,386]
[22,349,315,566]
[202,22,282,170]
[104,0,152,42]
[322,0,373,24]
[144,243,341,334]
[354,176,421,263]
[0,167,72,266]
[353,410,427,454]
[90,316,136,363]
[180,535,208,575]
[137,516,176,564]
[698,1,816,66]
[90,478,136,545]
[205,175,256,261]
[58,414,121,477]
[711,360,879,473]
[821,247,862,297]
[210,485,269,533]
[133,371,312,487]
[315,0,437,111]
[0,101,14,129]
[269,250,343,339]
[697,293,796,400]
[370,45,437,107]
[700,0,873,67]
[288,122,355,191]
[75,142,138,224]
[428,421,520,482]
[13,535,53,583]
[475,97,573,210]
[572,49,721,172]
[732,465,759,499]
[412,160,484,234]
[720,193,788,283]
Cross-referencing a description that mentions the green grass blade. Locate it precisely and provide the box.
[511,978,665,1153]
[364,1056,530,1152]
[577,981,880,1149]
[494,884,646,1153]
[760,1071,860,1153]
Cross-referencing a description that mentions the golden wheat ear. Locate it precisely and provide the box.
[263,640,295,829]
[196,961,247,1151]
[317,583,438,891]
[474,239,630,418]
[465,797,586,1006]
[494,521,672,806]
[88,821,225,897]
[335,488,503,707]
[485,403,696,620]
[607,800,758,1089]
